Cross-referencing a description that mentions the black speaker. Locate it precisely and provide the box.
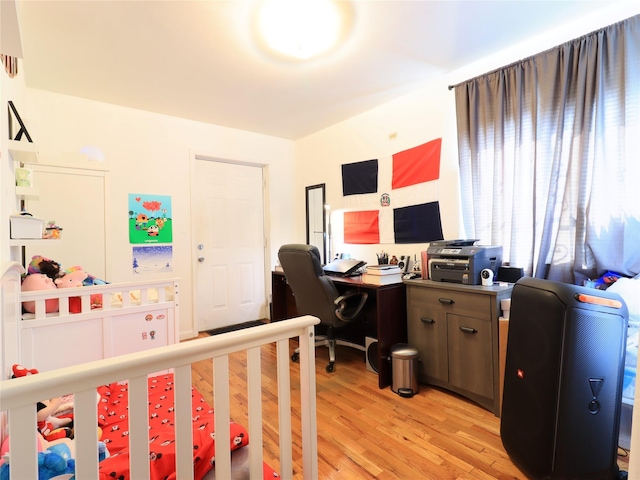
[500,277,628,480]
[497,266,524,283]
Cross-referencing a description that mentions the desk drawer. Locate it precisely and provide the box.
[408,286,491,321]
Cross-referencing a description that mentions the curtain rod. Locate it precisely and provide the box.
[447,53,534,91]
[446,15,633,91]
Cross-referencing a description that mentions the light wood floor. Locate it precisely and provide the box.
[189,333,630,479]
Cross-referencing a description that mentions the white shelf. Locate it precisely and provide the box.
[8,139,39,164]
[15,186,39,197]
[9,239,61,246]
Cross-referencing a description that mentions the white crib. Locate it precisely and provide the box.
[0,261,319,479]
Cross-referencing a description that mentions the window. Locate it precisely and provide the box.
[454,15,640,284]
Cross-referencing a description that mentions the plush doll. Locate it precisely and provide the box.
[21,274,59,314]
[55,270,88,288]
[55,270,88,313]
[0,448,75,480]
[36,398,74,441]
[11,365,73,442]
[37,446,75,480]
[65,265,108,287]
[27,255,63,281]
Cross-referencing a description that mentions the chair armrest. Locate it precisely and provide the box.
[334,291,368,322]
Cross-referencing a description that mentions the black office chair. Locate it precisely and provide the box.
[277,244,368,372]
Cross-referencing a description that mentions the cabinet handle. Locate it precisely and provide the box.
[438,298,454,304]
[459,326,477,334]
[420,317,435,324]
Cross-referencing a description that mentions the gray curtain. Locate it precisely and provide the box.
[455,15,640,285]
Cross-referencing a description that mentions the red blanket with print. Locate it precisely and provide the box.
[96,374,278,480]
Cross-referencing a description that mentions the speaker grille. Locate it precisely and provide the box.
[553,308,625,477]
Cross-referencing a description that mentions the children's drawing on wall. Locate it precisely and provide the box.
[132,245,173,274]
[128,194,173,244]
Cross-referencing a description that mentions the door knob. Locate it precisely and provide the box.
[198,256,205,262]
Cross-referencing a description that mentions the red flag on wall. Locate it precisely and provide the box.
[343,210,380,244]
[392,138,441,189]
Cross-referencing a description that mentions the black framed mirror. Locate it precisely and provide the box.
[305,183,327,264]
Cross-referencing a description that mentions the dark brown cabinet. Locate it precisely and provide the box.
[405,279,512,416]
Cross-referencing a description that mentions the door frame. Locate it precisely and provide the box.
[188,150,270,338]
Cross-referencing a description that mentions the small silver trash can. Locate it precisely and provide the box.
[390,343,419,398]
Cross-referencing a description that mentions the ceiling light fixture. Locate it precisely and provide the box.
[257,0,346,60]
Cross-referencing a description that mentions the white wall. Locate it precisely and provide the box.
[7,88,295,339]
[295,77,462,268]
[0,48,29,263]
[293,3,640,269]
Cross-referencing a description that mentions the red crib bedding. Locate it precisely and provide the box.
[96,374,278,480]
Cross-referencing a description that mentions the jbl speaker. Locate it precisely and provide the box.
[500,277,628,479]
[365,336,378,373]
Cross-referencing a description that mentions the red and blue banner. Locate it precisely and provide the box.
[340,138,444,245]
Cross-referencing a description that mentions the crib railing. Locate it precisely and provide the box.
[20,277,179,318]
[0,316,320,480]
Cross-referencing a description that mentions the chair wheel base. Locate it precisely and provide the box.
[326,363,335,373]
[291,353,299,362]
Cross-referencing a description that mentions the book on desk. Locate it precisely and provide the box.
[361,272,404,285]
[365,265,402,276]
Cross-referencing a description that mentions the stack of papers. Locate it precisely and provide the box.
[366,265,402,276]
[362,272,404,285]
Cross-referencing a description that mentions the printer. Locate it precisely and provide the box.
[427,239,503,285]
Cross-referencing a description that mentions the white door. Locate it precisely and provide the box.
[192,159,266,331]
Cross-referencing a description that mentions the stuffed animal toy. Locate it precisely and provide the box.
[37,445,75,480]
[54,270,88,288]
[55,270,88,313]
[36,400,74,442]
[0,448,75,480]
[65,265,108,287]
[11,365,73,442]
[21,274,59,314]
[10,364,37,377]
[27,255,63,280]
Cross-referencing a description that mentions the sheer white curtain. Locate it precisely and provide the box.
[455,15,640,285]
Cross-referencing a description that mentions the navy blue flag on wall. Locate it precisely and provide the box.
[393,202,444,244]
[342,159,378,196]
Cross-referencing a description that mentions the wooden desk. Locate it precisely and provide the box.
[271,271,407,389]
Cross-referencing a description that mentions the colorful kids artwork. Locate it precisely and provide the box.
[128,194,173,244]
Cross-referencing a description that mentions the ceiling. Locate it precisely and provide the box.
[13,0,631,140]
